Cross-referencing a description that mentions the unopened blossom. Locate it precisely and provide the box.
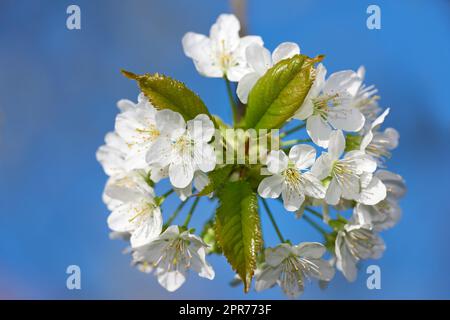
[115,95,160,171]
[255,242,335,298]
[147,110,216,189]
[133,225,215,292]
[258,145,326,211]
[106,170,162,248]
[294,64,366,148]
[312,130,379,205]
[360,108,399,165]
[354,170,406,231]
[335,223,385,282]
[237,42,300,103]
[182,14,263,81]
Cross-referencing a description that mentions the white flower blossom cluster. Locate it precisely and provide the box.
[97,13,405,297]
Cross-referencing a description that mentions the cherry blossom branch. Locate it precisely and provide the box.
[224,77,239,124]
[164,200,188,228]
[280,123,306,138]
[303,214,328,235]
[182,197,200,228]
[261,198,285,243]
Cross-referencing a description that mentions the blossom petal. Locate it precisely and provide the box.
[328,106,365,132]
[289,144,316,170]
[358,176,387,205]
[258,175,284,199]
[325,178,342,205]
[282,187,305,212]
[169,159,195,189]
[107,203,134,233]
[302,172,326,199]
[194,143,216,173]
[146,137,172,167]
[187,114,215,143]
[265,244,291,267]
[236,72,260,103]
[307,115,333,148]
[130,207,163,248]
[266,150,289,174]
[155,109,186,138]
[328,130,346,159]
[272,42,300,64]
[294,242,326,259]
[255,265,281,292]
[335,232,358,282]
[311,153,333,180]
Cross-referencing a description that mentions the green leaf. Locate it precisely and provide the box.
[122,70,211,121]
[197,165,234,196]
[215,181,262,292]
[244,54,323,130]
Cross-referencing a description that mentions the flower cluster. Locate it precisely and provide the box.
[97,13,405,297]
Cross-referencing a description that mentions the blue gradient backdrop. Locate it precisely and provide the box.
[0,0,449,299]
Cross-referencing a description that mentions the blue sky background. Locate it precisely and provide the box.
[0,0,449,299]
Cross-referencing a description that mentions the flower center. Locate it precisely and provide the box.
[128,201,155,225]
[174,135,193,156]
[312,94,339,120]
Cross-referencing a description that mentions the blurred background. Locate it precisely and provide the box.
[0,0,449,299]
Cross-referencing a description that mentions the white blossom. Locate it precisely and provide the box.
[294,64,366,148]
[237,42,300,103]
[354,170,405,231]
[258,145,326,212]
[147,110,216,189]
[335,223,385,282]
[182,14,263,81]
[133,225,215,292]
[255,242,335,298]
[360,108,399,165]
[106,170,162,248]
[312,130,379,205]
[115,94,160,171]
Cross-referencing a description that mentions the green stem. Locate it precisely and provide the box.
[182,197,200,228]
[304,207,323,219]
[224,77,239,124]
[164,200,188,228]
[281,138,312,147]
[156,189,174,206]
[303,214,327,235]
[261,198,285,243]
[280,123,306,138]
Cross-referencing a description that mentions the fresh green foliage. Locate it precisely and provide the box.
[122,70,211,121]
[215,181,262,292]
[244,54,323,129]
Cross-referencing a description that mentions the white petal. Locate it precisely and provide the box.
[323,70,362,97]
[335,232,358,282]
[265,244,291,267]
[325,178,342,205]
[328,130,345,159]
[376,170,406,198]
[175,184,192,201]
[156,268,187,292]
[294,242,326,259]
[155,109,186,137]
[289,144,316,170]
[371,108,390,130]
[193,171,210,193]
[282,187,305,212]
[182,32,218,78]
[210,14,241,51]
[146,137,172,167]
[307,115,332,148]
[359,176,387,205]
[302,172,326,199]
[272,42,300,64]
[194,143,216,173]
[236,72,260,103]
[190,247,215,280]
[328,106,365,132]
[255,265,281,292]
[187,114,215,143]
[130,207,163,248]
[107,203,134,233]
[169,159,195,189]
[258,175,284,198]
[266,150,289,174]
[305,259,335,281]
[310,153,333,180]
[246,44,271,75]
[117,99,135,112]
